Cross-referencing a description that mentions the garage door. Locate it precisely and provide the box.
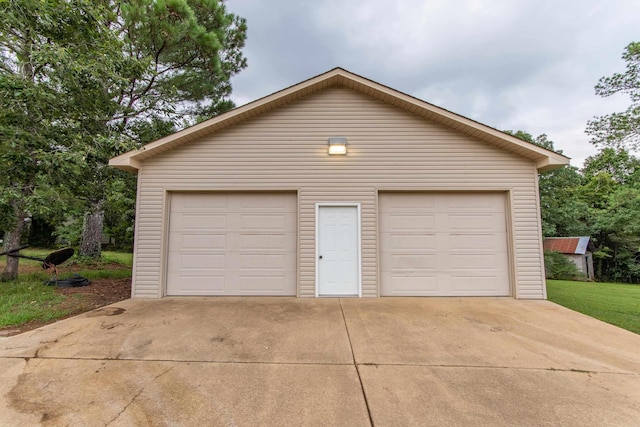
[166,193,296,296]
[379,193,510,296]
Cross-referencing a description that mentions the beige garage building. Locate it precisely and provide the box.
[110,68,569,299]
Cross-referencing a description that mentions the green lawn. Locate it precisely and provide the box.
[547,280,640,335]
[0,250,132,328]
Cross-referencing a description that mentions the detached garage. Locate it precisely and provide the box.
[110,68,569,299]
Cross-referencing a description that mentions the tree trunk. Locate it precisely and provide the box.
[79,200,105,259]
[1,212,26,281]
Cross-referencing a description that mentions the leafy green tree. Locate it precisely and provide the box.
[505,131,587,237]
[538,163,587,238]
[1,0,248,275]
[582,147,640,184]
[575,147,640,282]
[580,41,640,281]
[586,42,640,149]
[583,180,640,283]
[578,150,640,282]
[103,119,176,250]
[0,0,125,279]
[75,0,247,258]
[507,128,640,282]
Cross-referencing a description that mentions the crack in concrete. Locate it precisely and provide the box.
[104,366,174,426]
[339,298,374,427]
[1,354,637,376]
[104,387,144,426]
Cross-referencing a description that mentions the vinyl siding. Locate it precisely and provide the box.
[133,86,545,299]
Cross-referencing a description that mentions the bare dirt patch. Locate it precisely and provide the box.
[0,277,131,337]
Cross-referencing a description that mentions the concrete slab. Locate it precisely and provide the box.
[2,358,369,426]
[2,297,640,425]
[0,297,353,364]
[359,365,640,426]
[341,297,640,373]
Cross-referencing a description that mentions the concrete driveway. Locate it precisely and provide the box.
[1,297,639,426]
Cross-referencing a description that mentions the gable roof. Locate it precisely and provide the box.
[110,67,570,173]
[543,237,591,255]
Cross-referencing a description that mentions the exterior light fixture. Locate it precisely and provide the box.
[328,137,347,155]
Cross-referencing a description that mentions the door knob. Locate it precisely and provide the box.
[319,255,323,259]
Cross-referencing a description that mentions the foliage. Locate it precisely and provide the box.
[586,42,640,149]
[582,148,640,184]
[538,165,587,238]
[586,183,640,283]
[103,175,137,249]
[544,251,584,280]
[0,0,126,277]
[55,217,83,247]
[101,118,177,251]
[570,149,640,282]
[27,216,57,248]
[0,0,248,266]
[72,0,247,258]
[508,128,640,282]
[547,280,640,335]
[506,130,587,237]
[573,41,640,282]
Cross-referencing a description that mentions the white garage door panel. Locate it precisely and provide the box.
[389,276,439,292]
[167,193,296,296]
[180,254,225,269]
[179,234,226,249]
[174,214,227,230]
[380,193,510,296]
[241,234,286,249]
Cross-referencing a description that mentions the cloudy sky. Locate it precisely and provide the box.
[226,0,639,167]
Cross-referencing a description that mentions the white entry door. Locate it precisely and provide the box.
[317,206,360,296]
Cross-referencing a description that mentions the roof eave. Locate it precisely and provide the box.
[536,155,570,172]
[109,155,141,173]
[108,67,572,172]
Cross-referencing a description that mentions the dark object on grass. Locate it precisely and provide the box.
[45,274,90,288]
[41,247,75,270]
[0,246,74,269]
[0,245,74,280]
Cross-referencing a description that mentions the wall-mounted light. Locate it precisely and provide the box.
[328,137,347,155]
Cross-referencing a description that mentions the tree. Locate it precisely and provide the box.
[578,150,640,282]
[0,0,125,279]
[586,42,640,149]
[583,41,640,281]
[0,0,248,276]
[507,129,640,282]
[505,131,587,237]
[578,173,640,283]
[582,147,640,184]
[104,119,177,250]
[75,0,247,258]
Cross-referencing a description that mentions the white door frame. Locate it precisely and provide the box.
[315,203,362,297]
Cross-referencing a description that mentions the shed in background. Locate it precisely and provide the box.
[544,237,594,280]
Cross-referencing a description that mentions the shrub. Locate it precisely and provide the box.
[544,250,585,280]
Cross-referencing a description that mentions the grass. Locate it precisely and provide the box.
[547,280,640,335]
[0,249,132,328]
[0,274,68,327]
